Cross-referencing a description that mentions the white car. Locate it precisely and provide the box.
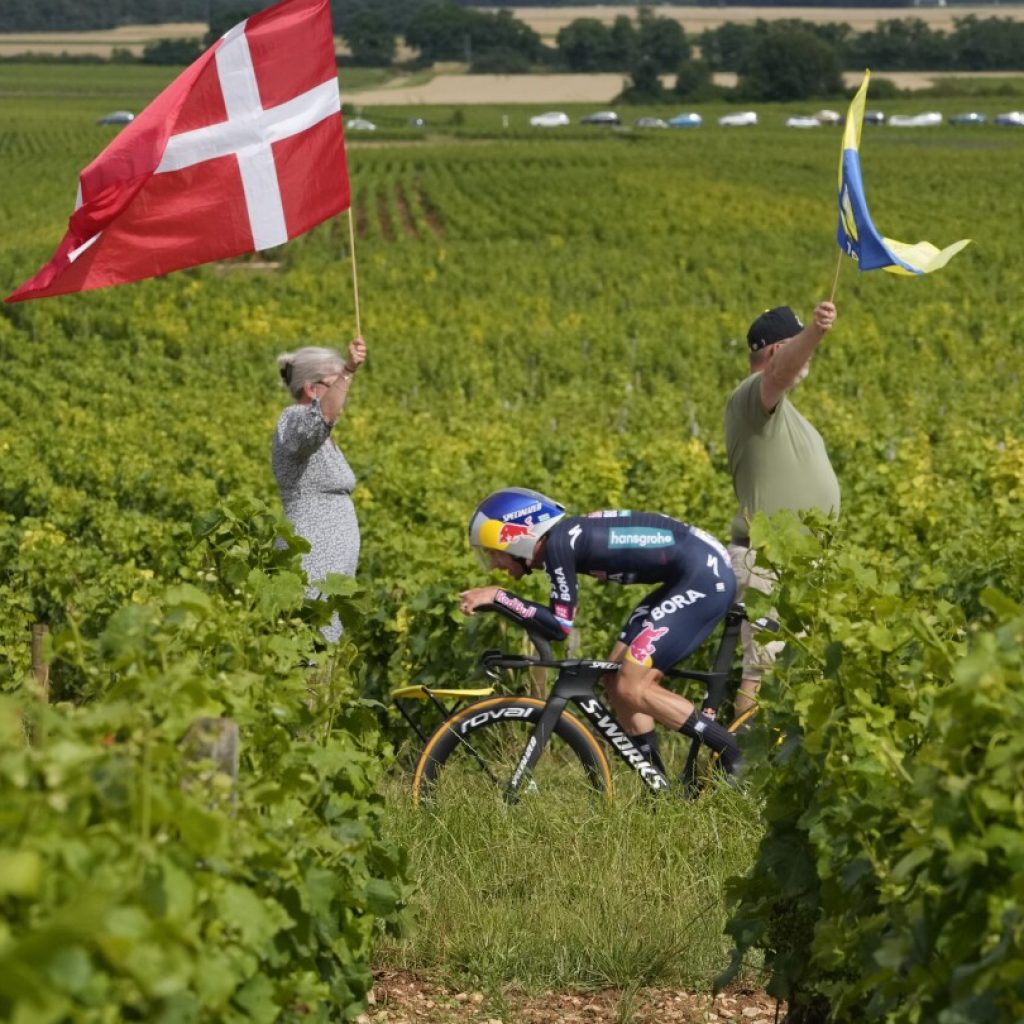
[995,111,1024,127]
[888,112,942,127]
[813,109,842,125]
[529,111,570,128]
[718,111,758,127]
[346,117,377,131]
[785,116,821,129]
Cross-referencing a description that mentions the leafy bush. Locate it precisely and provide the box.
[721,514,1024,1022]
[0,506,406,1023]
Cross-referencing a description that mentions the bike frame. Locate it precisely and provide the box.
[488,603,748,802]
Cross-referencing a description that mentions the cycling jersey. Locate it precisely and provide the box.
[493,511,737,672]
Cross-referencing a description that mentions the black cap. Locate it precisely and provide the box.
[747,306,803,352]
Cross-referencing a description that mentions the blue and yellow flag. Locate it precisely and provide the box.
[837,70,971,275]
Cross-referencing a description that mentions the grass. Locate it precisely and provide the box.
[376,753,763,996]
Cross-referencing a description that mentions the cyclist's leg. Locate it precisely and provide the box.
[601,637,668,775]
[612,573,741,773]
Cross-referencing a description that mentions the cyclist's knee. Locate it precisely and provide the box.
[611,664,662,714]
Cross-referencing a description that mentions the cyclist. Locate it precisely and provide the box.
[459,487,742,775]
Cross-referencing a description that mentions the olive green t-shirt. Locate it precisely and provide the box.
[724,372,840,544]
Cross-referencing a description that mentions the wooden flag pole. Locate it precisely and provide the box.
[347,207,362,338]
[828,249,843,304]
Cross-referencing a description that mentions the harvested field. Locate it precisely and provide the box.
[0,23,207,58]
[346,68,1024,105]
[510,3,1024,39]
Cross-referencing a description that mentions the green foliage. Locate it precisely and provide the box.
[738,25,844,101]
[140,39,205,67]
[673,60,717,102]
[342,11,398,69]
[721,516,1024,1021]
[2,64,1024,1013]
[405,3,544,66]
[0,510,405,1022]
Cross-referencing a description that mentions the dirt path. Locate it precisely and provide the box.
[361,970,782,1024]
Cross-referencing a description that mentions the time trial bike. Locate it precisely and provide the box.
[392,601,777,803]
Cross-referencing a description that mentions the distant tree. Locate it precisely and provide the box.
[204,8,253,46]
[618,54,666,103]
[738,25,843,101]
[949,16,1024,71]
[479,10,543,64]
[343,11,397,66]
[697,23,758,72]
[405,2,474,61]
[142,38,205,65]
[470,48,531,74]
[556,18,614,72]
[673,59,716,101]
[608,15,637,68]
[847,17,950,71]
[406,2,540,66]
[636,7,689,72]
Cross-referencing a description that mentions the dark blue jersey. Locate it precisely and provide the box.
[494,511,731,643]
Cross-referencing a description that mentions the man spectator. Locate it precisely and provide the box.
[724,301,838,716]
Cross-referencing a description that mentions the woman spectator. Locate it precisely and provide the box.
[272,338,367,642]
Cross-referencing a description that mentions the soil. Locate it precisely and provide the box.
[362,969,783,1024]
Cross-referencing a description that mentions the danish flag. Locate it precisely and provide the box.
[6,0,349,303]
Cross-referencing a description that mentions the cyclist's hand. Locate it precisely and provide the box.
[459,585,501,616]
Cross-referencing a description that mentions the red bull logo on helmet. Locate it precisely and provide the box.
[627,623,669,667]
[498,522,531,545]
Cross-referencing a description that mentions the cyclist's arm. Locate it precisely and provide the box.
[458,585,567,640]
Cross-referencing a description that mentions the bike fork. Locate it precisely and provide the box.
[503,694,570,803]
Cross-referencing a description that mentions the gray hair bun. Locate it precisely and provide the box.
[277,353,295,385]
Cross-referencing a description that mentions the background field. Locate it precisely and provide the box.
[510,2,1024,36]
[2,60,1023,1019]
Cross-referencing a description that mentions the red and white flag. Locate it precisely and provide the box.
[6,0,348,303]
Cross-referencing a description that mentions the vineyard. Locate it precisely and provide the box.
[2,62,1024,1021]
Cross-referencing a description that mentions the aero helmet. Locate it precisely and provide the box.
[468,487,566,568]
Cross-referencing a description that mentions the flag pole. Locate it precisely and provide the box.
[347,207,362,338]
[828,249,843,303]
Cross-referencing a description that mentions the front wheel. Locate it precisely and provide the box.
[412,696,613,803]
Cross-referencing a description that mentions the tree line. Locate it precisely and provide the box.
[5,1,1024,102]
[0,0,934,33]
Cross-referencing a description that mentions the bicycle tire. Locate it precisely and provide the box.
[412,695,613,803]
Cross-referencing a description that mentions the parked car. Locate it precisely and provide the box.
[668,112,702,128]
[634,117,668,129]
[408,117,426,128]
[580,110,620,127]
[888,112,942,127]
[96,110,134,125]
[346,117,377,131]
[995,111,1024,127]
[718,111,757,127]
[785,116,820,129]
[813,109,841,125]
[863,110,886,125]
[529,111,570,128]
[949,112,987,125]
